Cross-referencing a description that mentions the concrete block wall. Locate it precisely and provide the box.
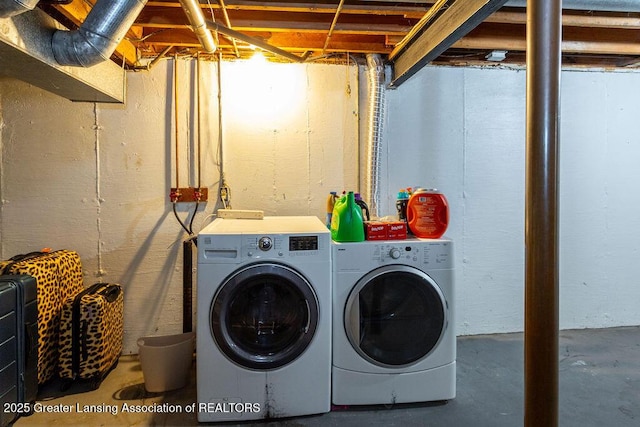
[2,61,640,353]
[0,60,358,353]
[382,66,640,335]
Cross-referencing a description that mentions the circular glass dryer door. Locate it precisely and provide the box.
[210,263,319,370]
[344,265,447,367]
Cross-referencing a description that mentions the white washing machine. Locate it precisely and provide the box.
[196,216,331,422]
[332,238,455,405]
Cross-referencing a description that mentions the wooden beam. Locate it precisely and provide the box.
[391,0,508,87]
[389,0,450,58]
[144,0,429,18]
[141,28,390,54]
[486,9,640,29]
[450,24,640,56]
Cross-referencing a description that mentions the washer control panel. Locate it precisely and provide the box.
[332,239,453,271]
[245,234,326,259]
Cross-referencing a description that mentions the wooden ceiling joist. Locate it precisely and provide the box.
[36,1,640,71]
[144,0,429,18]
[391,0,509,87]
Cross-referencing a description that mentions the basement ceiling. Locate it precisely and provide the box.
[36,0,640,72]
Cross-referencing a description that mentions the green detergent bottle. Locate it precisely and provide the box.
[331,191,365,242]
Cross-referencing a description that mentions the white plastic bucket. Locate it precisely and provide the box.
[137,331,195,392]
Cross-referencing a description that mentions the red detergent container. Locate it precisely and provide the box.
[406,188,449,238]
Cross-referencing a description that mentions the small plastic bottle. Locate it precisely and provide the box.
[396,189,410,221]
[326,192,337,228]
[354,193,370,221]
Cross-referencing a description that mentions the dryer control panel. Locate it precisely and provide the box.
[332,239,453,271]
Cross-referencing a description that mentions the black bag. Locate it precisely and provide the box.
[0,275,38,427]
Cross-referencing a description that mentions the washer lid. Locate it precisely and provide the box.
[210,262,319,370]
[344,265,447,368]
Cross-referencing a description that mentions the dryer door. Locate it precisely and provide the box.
[344,265,447,368]
[210,262,319,370]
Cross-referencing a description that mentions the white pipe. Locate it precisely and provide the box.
[179,0,216,53]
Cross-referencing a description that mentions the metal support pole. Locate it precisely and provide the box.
[524,0,561,425]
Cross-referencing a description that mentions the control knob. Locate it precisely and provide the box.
[258,237,273,251]
[389,248,401,259]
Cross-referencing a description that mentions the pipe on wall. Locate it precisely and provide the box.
[179,0,216,53]
[0,0,38,18]
[365,54,385,218]
[52,0,147,67]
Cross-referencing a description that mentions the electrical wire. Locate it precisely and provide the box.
[188,202,199,235]
[172,202,192,235]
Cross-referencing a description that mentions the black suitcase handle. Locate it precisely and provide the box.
[1,250,53,274]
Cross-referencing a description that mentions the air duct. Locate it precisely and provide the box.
[365,54,386,218]
[52,0,147,67]
[0,0,38,18]
[179,0,216,53]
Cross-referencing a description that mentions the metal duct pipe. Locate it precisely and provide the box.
[52,0,147,67]
[0,0,38,18]
[507,0,640,12]
[365,54,385,218]
[179,0,216,53]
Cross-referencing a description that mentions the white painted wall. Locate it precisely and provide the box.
[2,61,639,353]
[0,60,358,353]
[383,66,640,335]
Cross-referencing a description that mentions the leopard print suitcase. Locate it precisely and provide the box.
[58,282,123,388]
[0,250,85,384]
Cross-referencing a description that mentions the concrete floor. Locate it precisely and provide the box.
[13,326,640,426]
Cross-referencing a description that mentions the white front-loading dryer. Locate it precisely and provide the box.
[332,238,455,405]
[197,216,331,422]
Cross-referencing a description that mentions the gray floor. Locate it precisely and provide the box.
[14,326,640,426]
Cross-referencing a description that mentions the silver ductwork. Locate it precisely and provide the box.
[52,0,147,67]
[0,0,38,18]
[365,54,385,219]
[179,0,216,53]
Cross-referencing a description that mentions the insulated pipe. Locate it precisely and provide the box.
[179,0,216,53]
[52,0,147,67]
[365,54,385,218]
[0,0,38,17]
[524,0,561,425]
